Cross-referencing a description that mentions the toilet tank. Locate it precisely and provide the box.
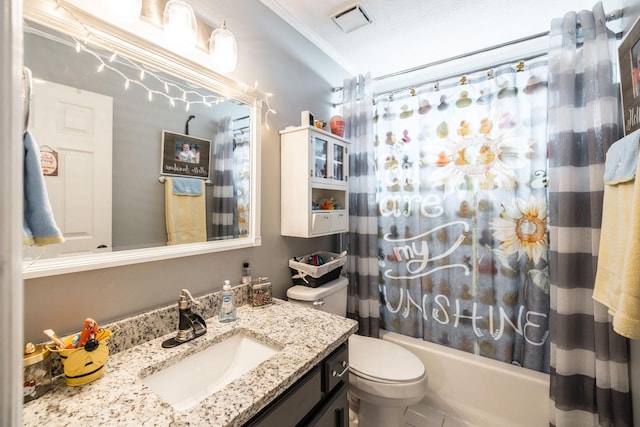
[286,276,348,317]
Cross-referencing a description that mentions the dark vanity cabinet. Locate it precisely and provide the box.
[244,342,349,427]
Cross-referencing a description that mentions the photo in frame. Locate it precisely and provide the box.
[160,130,211,179]
[619,15,640,135]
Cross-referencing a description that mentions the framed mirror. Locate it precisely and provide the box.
[22,0,262,279]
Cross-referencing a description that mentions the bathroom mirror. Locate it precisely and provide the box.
[22,0,262,279]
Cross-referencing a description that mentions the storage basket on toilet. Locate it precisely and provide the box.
[289,251,346,288]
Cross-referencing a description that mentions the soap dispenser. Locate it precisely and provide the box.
[219,280,237,323]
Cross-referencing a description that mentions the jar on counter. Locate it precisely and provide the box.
[23,342,52,403]
[250,277,272,308]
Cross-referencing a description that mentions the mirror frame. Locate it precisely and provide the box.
[23,0,262,279]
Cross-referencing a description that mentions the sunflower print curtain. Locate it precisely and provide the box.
[375,60,550,372]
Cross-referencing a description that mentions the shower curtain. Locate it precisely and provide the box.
[211,117,238,240]
[232,134,250,237]
[344,74,380,337]
[373,61,551,371]
[547,3,632,426]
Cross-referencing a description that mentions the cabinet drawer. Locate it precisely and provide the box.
[323,343,349,394]
[329,211,347,232]
[312,212,332,234]
[312,211,348,235]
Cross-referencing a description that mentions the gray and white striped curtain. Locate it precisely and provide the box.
[547,3,632,426]
[211,117,238,240]
[344,73,379,337]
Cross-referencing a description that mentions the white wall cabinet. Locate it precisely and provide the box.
[280,126,349,238]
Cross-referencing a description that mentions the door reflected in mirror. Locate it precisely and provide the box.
[22,16,259,273]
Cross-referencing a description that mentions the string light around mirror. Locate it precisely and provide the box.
[73,36,227,111]
[53,0,276,127]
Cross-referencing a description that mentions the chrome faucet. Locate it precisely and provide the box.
[162,289,207,348]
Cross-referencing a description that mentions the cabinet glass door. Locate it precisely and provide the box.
[332,144,345,181]
[314,137,328,179]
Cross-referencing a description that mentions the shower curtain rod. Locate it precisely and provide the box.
[368,52,548,102]
[332,8,623,93]
[369,31,549,85]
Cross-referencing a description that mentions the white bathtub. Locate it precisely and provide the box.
[380,329,550,427]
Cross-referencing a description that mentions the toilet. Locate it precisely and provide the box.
[286,276,427,427]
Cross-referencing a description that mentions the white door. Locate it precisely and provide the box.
[27,80,113,259]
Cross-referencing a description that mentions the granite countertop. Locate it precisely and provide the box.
[23,299,357,426]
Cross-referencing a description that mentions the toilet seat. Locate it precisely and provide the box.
[348,335,426,383]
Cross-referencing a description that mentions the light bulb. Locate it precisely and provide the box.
[209,20,237,73]
[106,0,142,22]
[163,0,198,53]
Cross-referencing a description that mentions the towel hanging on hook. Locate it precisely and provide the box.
[22,67,33,134]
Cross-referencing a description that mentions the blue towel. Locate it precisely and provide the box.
[172,176,203,196]
[604,129,640,184]
[23,131,64,246]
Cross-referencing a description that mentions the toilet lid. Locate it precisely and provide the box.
[348,335,425,383]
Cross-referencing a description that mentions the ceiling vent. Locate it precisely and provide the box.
[331,2,373,33]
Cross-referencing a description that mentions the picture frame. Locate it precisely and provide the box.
[619,15,640,135]
[160,130,211,179]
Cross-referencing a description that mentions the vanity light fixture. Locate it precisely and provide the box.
[209,20,238,73]
[107,0,142,22]
[163,0,198,53]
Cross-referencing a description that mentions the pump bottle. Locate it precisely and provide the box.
[219,280,237,323]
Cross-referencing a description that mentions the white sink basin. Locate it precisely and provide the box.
[141,333,280,411]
